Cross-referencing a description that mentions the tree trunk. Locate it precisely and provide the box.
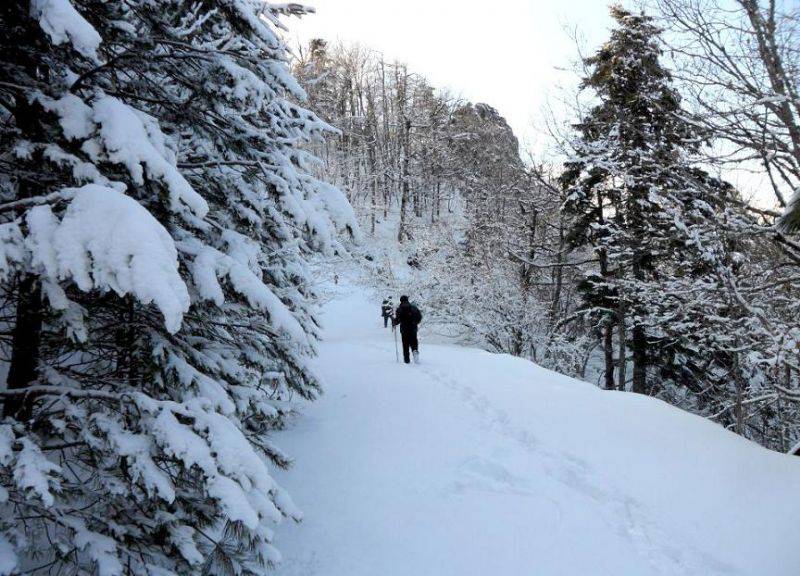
[603,322,615,390]
[631,323,647,394]
[367,142,378,235]
[548,216,566,329]
[414,146,424,218]
[397,116,411,243]
[4,276,43,420]
[630,236,648,394]
[379,59,390,220]
[617,301,627,391]
[433,180,440,223]
[595,190,616,391]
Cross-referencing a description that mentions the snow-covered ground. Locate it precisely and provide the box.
[272,279,800,575]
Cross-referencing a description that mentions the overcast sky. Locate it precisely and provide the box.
[286,0,777,206]
[287,0,619,153]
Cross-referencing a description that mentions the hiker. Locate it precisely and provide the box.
[381,297,393,328]
[393,295,422,364]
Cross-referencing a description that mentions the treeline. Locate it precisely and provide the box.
[295,2,800,453]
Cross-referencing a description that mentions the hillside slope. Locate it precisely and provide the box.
[272,280,800,575]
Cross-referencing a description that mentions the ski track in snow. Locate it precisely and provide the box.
[272,280,800,576]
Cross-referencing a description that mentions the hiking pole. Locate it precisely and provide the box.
[393,326,399,363]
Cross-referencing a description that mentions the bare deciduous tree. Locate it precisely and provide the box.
[649,0,799,214]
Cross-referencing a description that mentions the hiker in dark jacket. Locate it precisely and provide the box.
[393,295,422,364]
[381,297,393,328]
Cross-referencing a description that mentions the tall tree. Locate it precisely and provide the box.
[0,1,355,574]
[562,7,706,394]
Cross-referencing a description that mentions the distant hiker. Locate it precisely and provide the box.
[334,273,339,285]
[381,297,393,328]
[393,295,422,364]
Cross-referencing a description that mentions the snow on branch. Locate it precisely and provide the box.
[26,184,190,333]
[91,96,209,218]
[34,92,209,218]
[180,238,309,347]
[30,0,102,61]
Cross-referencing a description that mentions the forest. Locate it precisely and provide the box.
[292,3,800,453]
[0,1,798,575]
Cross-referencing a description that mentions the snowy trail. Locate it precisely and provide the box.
[272,282,800,576]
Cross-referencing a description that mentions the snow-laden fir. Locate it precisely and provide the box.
[0,1,355,574]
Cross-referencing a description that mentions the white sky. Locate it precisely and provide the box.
[285,0,778,207]
[287,0,618,153]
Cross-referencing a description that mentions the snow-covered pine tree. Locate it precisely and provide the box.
[0,2,356,574]
[561,6,707,394]
[645,172,752,405]
[649,169,800,446]
[559,7,800,437]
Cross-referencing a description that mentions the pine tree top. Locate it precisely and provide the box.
[583,7,673,115]
[573,6,705,162]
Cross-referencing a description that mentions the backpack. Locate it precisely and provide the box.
[410,304,422,325]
